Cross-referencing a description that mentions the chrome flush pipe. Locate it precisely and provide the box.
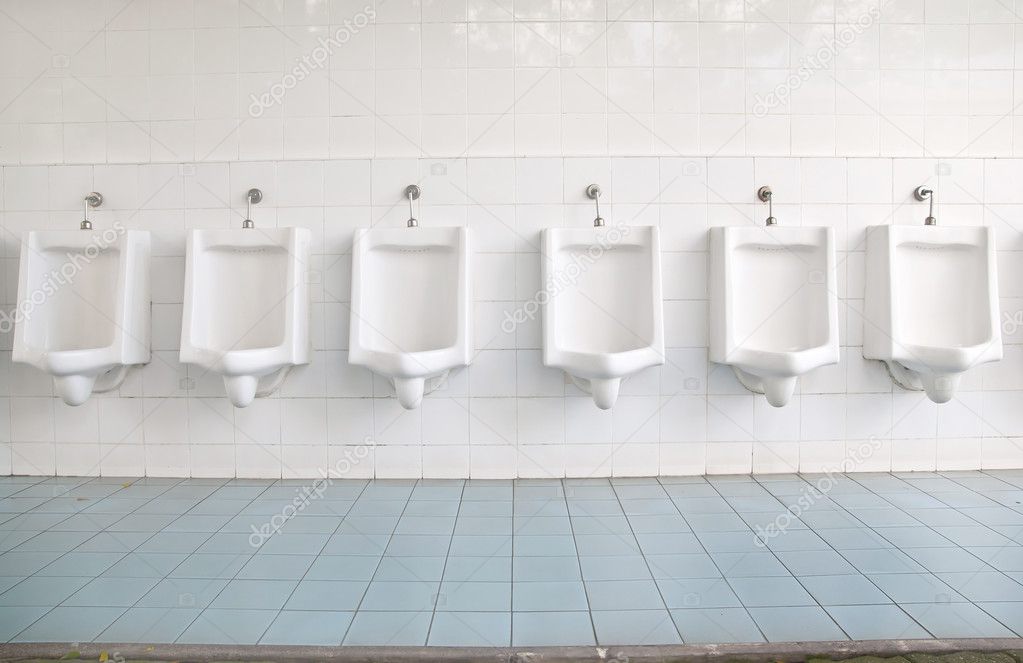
[914,186,936,225]
[405,185,420,228]
[586,184,604,227]
[243,188,262,229]
[81,192,102,230]
[758,186,776,226]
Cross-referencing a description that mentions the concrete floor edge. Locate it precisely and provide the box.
[4,638,1023,663]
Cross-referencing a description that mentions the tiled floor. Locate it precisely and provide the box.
[3,472,1023,646]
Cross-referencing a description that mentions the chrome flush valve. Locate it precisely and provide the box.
[758,186,776,226]
[81,192,102,230]
[243,188,262,229]
[586,184,604,227]
[405,185,421,228]
[914,186,936,225]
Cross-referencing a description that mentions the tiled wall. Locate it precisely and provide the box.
[1,0,1023,162]
[2,156,1023,478]
[2,0,1023,478]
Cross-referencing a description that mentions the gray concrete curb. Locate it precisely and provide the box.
[0,639,1022,662]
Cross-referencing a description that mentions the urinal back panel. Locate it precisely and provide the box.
[895,241,990,348]
[181,227,310,358]
[544,227,661,354]
[351,227,468,355]
[16,230,148,355]
[864,224,999,359]
[710,226,836,359]
[198,246,288,350]
[733,241,829,353]
[27,245,120,351]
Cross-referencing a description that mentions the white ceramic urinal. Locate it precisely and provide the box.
[709,225,839,407]
[541,225,664,409]
[13,229,151,406]
[863,224,1001,403]
[349,225,471,409]
[180,227,311,407]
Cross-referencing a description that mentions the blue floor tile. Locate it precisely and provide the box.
[514,556,582,581]
[428,612,511,646]
[748,606,848,642]
[592,610,681,645]
[578,555,650,581]
[825,605,930,639]
[137,578,230,608]
[586,580,664,610]
[62,577,160,607]
[974,602,1023,636]
[375,555,446,581]
[171,553,250,579]
[0,576,91,606]
[35,551,125,577]
[259,610,353,645]
[799,574,893,606]
[902,602,1016,638]
[670,608,764,643]
[0,606,49,641]
[97,607,202,643]
[646,553,721,579]
[512,611,594,646]
[284,580,367,611]
[360,581,439,611]
[727,577,814,607]
[866,573,965,603]
[305,555,380,580]
[13,606,125,642]
[343,610,432,645]
[513,580,589,611]
[657,578,741,609]
[437,581,510,611]
[211,579,298,609]
[236,554,314,580]
[102,552,188,577]
[443,556,511,582]
[177,608,278,644]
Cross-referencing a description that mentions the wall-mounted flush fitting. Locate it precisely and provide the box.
[81,192,102,230]
[405,185,421,228]
[586,184,604,227]
[757,186,776,226]
[914,186,936,225]
[243,188,262,229]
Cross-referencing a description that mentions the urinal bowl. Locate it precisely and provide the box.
[13,229,151,406]
[863,224,1001,404]
[348,226,472,410]
[541,226,665,409]
[709,225,839,407]
[180,227,312,407]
